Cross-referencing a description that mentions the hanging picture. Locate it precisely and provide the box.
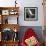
[2,10,9,15]
[24,7,38,21]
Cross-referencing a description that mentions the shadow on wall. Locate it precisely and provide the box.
[18,26,43,44]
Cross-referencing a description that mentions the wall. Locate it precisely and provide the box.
[0,0,44,26]
[19,0,44,26]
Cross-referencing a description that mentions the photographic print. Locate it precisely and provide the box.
[24,7,38,21]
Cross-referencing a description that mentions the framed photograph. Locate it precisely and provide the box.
[2,10,9,15]
[24,7,38,21]
[9,10,18,15]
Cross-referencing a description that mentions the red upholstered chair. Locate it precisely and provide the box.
[21,28,41,46]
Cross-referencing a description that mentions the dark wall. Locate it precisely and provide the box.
[18,26,44,44]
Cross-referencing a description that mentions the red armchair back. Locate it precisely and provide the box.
[21,28,41,46]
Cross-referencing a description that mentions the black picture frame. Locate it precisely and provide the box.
[24,7,38,21]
